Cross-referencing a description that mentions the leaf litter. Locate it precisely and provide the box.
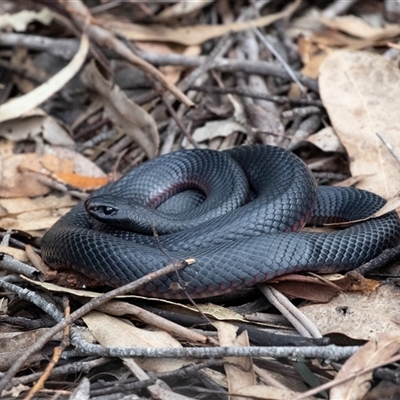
[0,1,399,399]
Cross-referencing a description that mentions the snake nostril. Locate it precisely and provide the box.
[85,203,97,212]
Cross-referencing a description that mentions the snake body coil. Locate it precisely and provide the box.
[41,145,400,299]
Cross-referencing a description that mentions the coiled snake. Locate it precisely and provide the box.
[41,145,400,299]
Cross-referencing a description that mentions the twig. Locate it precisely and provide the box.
[258,285,322,339]
[25,245,49,274]
[0,58,46,85]
[287,115,321,150]
[7,358,109,387]
[0,254,43,281]
[322,0,358,18]
[150,228,215,328]
[0,258,193,393]
[189,85,323,106]
[89,359,224,397]
[36,176,88,200]
[140,52,319,93]
[94,300,209,344]
[70,378,90,399]
[0,33,319,92]
[161,33,234,154]
[313,171,349,183]
[353,245,400,275]
[66,342,359,361]
[1,230,12,247]
[123,359,184,400]
[175,32,234,96]
[293,352,400,400]
[163,99,198,148]
[60,1,194,107]
[376,132,400,166]
[0,233,27,251]
[253,27,307,94]
[75,129,115,152]
[282,106,322,120]
[138,302,327,347]
[24,297,71,400]
[0,33,80,60]
[95,134,132,168]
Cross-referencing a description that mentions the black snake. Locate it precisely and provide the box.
[41,145,400,299]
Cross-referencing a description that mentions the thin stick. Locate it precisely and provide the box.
[163,98,198,148]
[253,27,307,94]
[24,297,71,400]
[293,352,400,400]
[376,132,400,166]
[0,258,194,393]
[189,85,323,107]
[61,1,194,107]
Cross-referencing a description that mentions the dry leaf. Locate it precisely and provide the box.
[269,274,341,303]
[22,278,251,327]
[332,175,372,187]
[0,209,70,232]
[0,145,106,198]
[0,8,53,32]
[0,194,76,214]
[187,303,247,322]
[324,194,400,228]
[330,331,400,400]
[0,328,56,371]
[100,1,300,46]
[1,384,31,398]
[297,34,328,76]
[136,42,201,85]
[191,119,248,143]
[235,385,314,400]
[155,0,214,21]
[0,245,28,262]
[306,127,344,153]
[53,172,109,191]
[320,15,400,41]
[43,145,106,178]
[18,153,74,175]
[0,34,89,123]
[83,311,186,372]
[0,108,74,146]
[214,322,255,400]
[0,154,53,198]
[331,272,380,293]
[0,194,76,234]
[96,300,207,344]
[319,50,400,199]
[21,277,110,298]
[300,283,400,340]
[11,47,48,94]
[81,60,159,158]
[372,195,400,217]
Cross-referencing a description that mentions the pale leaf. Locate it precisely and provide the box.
[319,50,400,198]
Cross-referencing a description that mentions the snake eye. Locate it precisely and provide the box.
[103,206,116,215]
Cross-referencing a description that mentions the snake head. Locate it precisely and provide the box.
[84,195,155,233]
[85,196,119,218]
